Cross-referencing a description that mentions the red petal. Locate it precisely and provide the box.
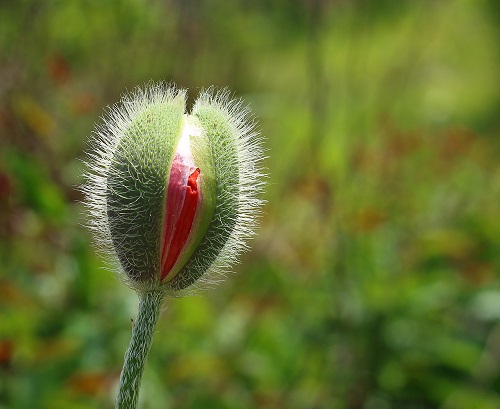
[160,164,200,281]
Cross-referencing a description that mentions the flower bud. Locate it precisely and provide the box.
[83,83,265,295]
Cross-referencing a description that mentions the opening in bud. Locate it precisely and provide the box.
[160,150,201,281]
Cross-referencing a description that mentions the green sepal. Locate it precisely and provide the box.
[107,93,185,286]
[166,99,240,291]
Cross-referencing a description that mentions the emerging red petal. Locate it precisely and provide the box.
[161,161,201,281]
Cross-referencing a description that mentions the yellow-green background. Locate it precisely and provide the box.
[1,1,500,408]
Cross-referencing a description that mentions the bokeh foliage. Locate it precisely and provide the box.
[1,1,500,408]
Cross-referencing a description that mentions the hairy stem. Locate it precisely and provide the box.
[116,289,165,409]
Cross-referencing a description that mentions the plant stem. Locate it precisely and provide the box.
[116,289,165,409]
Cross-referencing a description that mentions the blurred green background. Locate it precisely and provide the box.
[1,1,500,408]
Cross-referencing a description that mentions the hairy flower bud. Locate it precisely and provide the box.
[82,83,265,295]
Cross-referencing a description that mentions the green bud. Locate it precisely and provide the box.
[82,82,265,295]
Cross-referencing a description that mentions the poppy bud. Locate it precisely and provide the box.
[83,82,265,295]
